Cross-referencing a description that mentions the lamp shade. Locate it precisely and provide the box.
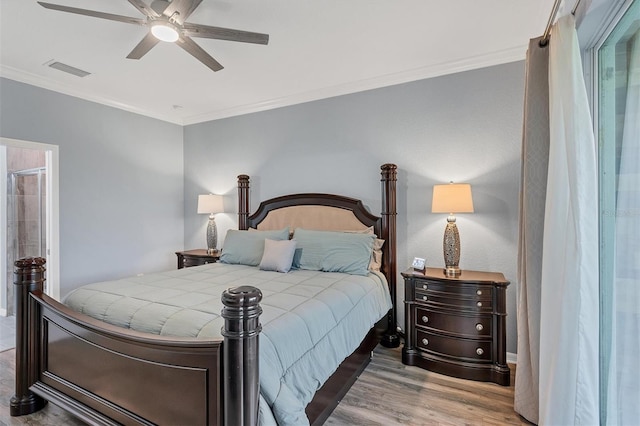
[431,183,474,214]
[197,194,224,214]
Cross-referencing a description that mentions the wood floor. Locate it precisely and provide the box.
[0,345,531,425]
[328,346,530,425]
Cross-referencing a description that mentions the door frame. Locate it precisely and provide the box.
[1,137,60,315]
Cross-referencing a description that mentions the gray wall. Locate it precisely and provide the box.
[0,60,525,353]
[184,61,525,354]
[0,78,184,295]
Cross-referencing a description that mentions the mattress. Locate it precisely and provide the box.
[63,262,392,425]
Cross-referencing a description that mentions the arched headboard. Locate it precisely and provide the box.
[236,163,399,348]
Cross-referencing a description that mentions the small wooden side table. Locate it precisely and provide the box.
[401,267,511,385]
[175,249,220,269]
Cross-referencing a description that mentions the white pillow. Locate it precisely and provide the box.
[259,239,298,273]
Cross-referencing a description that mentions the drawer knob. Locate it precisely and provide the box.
[422,284,428,290]
[476,348,484,356]
[476,289,483,295]
[475,323,483,331]
[422,316,429,323]
[476,301,483,307]
[422,296,428,301]
[422,338,429,346]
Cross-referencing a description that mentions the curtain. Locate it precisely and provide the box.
[538,14,600,424]
[515,13,600,425]
[606,29,640,425]
[514,36,549,425]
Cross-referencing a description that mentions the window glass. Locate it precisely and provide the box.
[597,0,640,423]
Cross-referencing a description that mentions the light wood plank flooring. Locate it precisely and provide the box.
[1,345,530,425]
[328,346,529,425]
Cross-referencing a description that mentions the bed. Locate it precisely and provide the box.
[10,163,399,425]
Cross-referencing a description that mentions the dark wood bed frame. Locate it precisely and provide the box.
[10,164,399,425]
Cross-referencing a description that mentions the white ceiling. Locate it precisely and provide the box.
[1,0,555,125]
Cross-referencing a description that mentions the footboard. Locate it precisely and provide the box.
[10,258,262,426]
[33,300,222,425]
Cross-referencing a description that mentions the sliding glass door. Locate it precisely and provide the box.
[597,0,639,423]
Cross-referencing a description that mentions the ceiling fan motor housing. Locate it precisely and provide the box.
[150,0,172,15]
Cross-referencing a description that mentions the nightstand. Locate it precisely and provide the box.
[401,267,510,386]
[176,249,220,269]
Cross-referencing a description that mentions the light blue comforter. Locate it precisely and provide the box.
[64,263,392,425]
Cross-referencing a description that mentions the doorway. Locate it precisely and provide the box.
[0,138,59,317]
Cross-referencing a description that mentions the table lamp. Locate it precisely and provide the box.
[431,182,474,277]
[197,194,224,254]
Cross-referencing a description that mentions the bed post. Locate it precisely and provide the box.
[221,286,263,426]
[238,174,250,230]
[380,164,400,348]
[10,257,47,416]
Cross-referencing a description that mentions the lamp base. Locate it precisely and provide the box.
[206,216,218,254]
[443,217,462,278]
[444,266,461,277]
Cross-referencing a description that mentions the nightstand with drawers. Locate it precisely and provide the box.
[401,267,510,386]
[176,249,220,269]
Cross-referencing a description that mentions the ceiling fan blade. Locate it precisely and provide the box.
[126,33,160,59]
[176,36,223,71]
[182,22,269,45]
[127,0,160,18]
[161,0,203,24]
[37,2,146,26]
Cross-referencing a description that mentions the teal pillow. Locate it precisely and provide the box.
[292,228,375,276]
[220,228,290,266]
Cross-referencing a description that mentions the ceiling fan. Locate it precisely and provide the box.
[37,0,269,72]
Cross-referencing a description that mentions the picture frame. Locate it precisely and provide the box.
[412,257,426,272]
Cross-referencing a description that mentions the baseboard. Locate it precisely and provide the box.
[0,308,7,317]
[507,352,517,365]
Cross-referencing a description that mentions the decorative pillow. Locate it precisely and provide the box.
[292,228,375,276]
[220,228,290,266]
[344,226,375,234]
[248,227,292,238]
[341,228,384,272]
[370,238,385,272]
[259,239,298,273]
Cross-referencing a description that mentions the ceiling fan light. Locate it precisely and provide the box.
[151,22,179,42]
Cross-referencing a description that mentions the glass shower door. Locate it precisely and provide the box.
[6,167,47,315]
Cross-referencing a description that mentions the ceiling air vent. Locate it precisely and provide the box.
[46,61,91,78]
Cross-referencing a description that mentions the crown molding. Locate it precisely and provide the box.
[182,44,527,125]
[0,65,183,125]
[2,44,527,127]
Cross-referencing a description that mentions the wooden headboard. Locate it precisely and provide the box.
[235,163,399,348]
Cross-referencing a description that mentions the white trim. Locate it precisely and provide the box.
[3,45,527,126]
[580,0,634,52]
[580,0,634,124]
[0,145,6,316]
[183,45,527,124]
[0,138,60,301]
[0,65,182,126]
[45,149,60,300]
[507,351,517,365]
